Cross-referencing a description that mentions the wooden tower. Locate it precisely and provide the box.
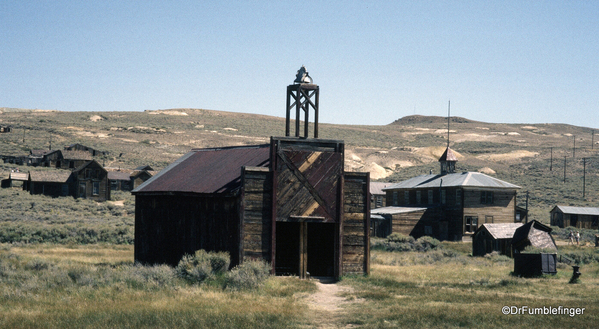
[286,66,320,138]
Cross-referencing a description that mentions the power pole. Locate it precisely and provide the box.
[593,130,595,149]
[564,156,567,183]
[525,190,529,224]
[550,147,553,171]
[573,135,576,159]
[583,158,587,198]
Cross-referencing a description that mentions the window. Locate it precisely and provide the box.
[485,215,493,223]
[441,189,446,205]
[427,190,433,205]
[85,169,91,179]
[392,191,398,206]
[480,191,494,204]
[404,191,409,205]
[425,226,433,235]
[465,216,478,233]
[61,184,69,196]
[456,189,462,206]
[93,182,100,196]
[416,190,422,204]
[375,196,383,208]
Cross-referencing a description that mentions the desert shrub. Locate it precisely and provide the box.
[560,249,599,265]
[484,251,512,263]
[372,234,442,252]
[414,236,441,252]
[121,264,177,290]
[176,250,231,283]
[225,259,271,290]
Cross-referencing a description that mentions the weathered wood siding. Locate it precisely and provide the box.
[74,161,110,201]
[342,172,369,275]
[241,167,272,262]
[390,210,426,236]
[135,194,241,267]
[463,189,516,226]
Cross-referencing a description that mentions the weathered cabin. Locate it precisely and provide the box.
[133,68,370,279]
[370,206,429,238]
[381,147,520,241]
[27,170,73,197]
[472,223,523,257]
[26,160,109,201]
[550,205,599,229]
[61,150,93,169]
[512,220,557,253]
[108,171,132,191]
[1,171,29,188]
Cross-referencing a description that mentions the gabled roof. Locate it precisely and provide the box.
[30,149,55,157]
[74,160,106,173]
[29,170,72,183]
[133,144,270,195]
[551,205,599,216]
[370,182,392,195]
[383,171,520,190]
[476,223,523,240]
[9,172,28,181]
[134,165,154,171]
[62,150,93,160]
[107,171,131,181]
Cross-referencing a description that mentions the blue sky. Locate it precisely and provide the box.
[2,1,598,128]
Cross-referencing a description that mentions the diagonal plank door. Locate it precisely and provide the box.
[275,148,343,222]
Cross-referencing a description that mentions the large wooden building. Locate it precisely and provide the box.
[133,69,370,279]
[377,147,521,241]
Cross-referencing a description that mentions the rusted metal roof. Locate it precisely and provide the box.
[133,144,270,195]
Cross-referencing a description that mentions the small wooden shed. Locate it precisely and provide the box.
[472,223,523,257]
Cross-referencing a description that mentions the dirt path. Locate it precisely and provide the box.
[304,280,359,328]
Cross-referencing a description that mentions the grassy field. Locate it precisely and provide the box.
[1,243,597,328]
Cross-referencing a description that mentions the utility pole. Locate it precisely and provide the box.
[583,158,587,198]
[563,156,567,183]
[593,130,595,149]
[573,135,576,159]
[525,190,529,224]
[550,147,553,171]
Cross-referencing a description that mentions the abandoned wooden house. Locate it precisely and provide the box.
[472,222,523,257]
[25,160,110,201]
[378,147,521,241]
[550,205,599,230]
[107,167,155,191]
[133,68,370,279]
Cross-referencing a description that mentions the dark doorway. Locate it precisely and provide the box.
[274,222,337,278]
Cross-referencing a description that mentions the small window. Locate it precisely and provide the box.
[456,189,462,206]
[392,191,398,206]
[79,182,86,198]
[441,189,446,205]
[425,226,433,235]
[404,191,409,205]
[485,215,493,223]
[480,191,494,204]
[416,190,422,204]
[93,182,99,196]
[427,190,433,205]
[465,216,478,233]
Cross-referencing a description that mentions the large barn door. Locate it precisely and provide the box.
[272,138,344,279]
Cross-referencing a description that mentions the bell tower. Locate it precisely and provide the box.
[285,66,320,138]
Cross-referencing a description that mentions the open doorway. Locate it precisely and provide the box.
[274,222,337,278]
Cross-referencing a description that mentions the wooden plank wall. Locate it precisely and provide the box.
[342,172,369,275]
[241,167,273,262]
[463,189,516,224]
[391,210,426,236]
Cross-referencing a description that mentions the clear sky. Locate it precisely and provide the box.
[2,1,598,128]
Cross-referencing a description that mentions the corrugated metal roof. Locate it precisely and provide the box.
[370,182,392,195]
[478,223,523,239]
[371,206,429,215]
[553,205,599,216]
[29,170,72,183]
[133,144,270,195]
[383,171,520,190]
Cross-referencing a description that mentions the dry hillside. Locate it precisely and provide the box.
[1,108,598,223]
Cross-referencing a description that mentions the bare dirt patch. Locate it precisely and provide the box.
[304,280,360,328]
